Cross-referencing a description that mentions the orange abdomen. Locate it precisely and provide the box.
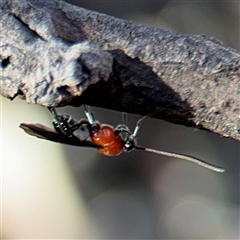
[91,125,124,156]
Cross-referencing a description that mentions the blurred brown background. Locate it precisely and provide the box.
[2,1,239,239]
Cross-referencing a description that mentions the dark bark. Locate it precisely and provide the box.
[0,0,239,141]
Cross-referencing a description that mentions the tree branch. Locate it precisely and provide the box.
[1,0,239,141]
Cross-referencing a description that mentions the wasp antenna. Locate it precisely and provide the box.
[132,115,151,138]
[135,146,225,173]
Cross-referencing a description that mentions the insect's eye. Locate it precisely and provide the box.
[124,138,136,152]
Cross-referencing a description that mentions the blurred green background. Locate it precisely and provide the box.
[2,0,239,239]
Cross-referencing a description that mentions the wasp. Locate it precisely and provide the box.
[20,106,225,173]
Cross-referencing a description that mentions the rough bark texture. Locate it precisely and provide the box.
[0,0,240,141]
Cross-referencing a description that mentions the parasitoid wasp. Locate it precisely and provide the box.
[20,106,225,173]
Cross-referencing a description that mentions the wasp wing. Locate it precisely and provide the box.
[20,123,99,148]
